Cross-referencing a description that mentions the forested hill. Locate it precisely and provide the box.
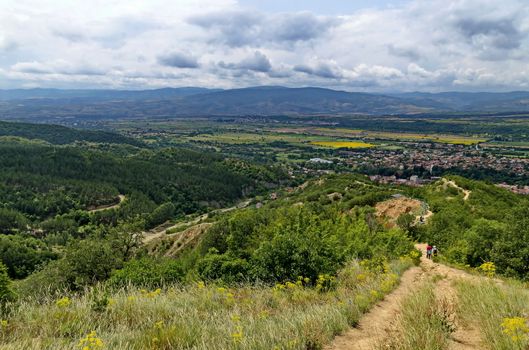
[0,120,141,146]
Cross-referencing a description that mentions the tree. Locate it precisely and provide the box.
[108,220,144,261]
[63,239,121,289]
[397,213,415,233]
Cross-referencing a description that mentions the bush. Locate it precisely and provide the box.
[18,239,122,296]
[108,257,184,288]
[63,239,121,288]
[196,251,250,283]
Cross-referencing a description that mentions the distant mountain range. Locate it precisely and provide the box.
[2,86,529,120]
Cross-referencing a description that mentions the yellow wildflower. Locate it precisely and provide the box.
[78,330,104,349]
[501,317,529,342]
[142,288,162,298]
[479,262,496,277]
[56,297,71,308]
[231,327,243,343]
[197,281,205,289]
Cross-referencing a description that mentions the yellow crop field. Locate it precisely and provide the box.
[311,141,375,148]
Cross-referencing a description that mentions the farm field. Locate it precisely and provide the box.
[310,141,375,148]
[273,127,488,145]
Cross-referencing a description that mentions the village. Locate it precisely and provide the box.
[337,142,529,176]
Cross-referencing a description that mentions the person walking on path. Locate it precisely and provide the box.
[432,245,438,257]
[426,244,433,259]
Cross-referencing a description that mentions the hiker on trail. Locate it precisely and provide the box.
[432,245,438,257]
[426,244,433,259]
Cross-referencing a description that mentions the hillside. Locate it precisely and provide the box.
[1,174,528,349]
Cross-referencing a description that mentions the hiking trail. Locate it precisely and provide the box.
[442,178,471,201]
[327,244,483,350]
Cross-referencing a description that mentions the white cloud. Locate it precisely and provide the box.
[1,0,529,91]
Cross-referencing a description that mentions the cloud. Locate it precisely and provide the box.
[11,61,52,74]
[2,0,529,91]
[157,52,200,68]
[188,10,338,47]
[0,35,18,52]
[453,16,527,60]
[219,51,272,72]
[456,18,522,50]
[387,44,421,60]
[294,61,342,79]
[11,60,107,75]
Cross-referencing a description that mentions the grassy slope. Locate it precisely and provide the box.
[455,278,529,350]
[1,259,414,349]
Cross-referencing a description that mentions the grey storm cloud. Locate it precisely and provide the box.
[157,52,200,68]
[294,62,342,79]
[387,45,421,61]
[219,51,272,72]
[454,17,527,59]
[188,10,339,47]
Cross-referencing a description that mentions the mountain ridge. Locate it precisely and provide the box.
[3,86,529,120]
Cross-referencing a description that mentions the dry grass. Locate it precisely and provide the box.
[0,259,414,349]
[381,281,453,350]
[454,278,529,350]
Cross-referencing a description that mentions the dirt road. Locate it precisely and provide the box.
[88,194,126,213]
[142,199,251,244]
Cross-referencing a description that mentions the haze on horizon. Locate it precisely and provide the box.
[1,0,529,92]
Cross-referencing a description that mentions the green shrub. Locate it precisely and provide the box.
[109,257,184,288]
[196,251,250,283]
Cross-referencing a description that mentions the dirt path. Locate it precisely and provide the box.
[328,265,424,350]
[88,194,125,213]
[327,244,482,350]
[442,178,471,201]
[416,244,483,350]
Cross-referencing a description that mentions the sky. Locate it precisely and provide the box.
[1,0,529,92]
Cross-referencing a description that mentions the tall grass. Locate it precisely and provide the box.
[455,279,529,350]
[381,280,453,350]
[0,258,414,350]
